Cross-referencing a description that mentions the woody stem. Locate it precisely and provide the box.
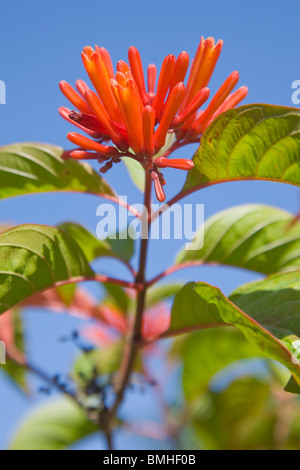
[105,166,152,442]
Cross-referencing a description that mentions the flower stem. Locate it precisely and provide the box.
[105,167,152,445]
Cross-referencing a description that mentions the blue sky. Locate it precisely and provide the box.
[0,0,300,450]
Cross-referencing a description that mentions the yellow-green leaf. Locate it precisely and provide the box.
[183,105,300,193]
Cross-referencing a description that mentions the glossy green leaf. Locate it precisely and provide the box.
[59,221,110,262]
[58,222,134,264]
[103,283,131,313]
[170,273,300,387]
[0,224,94,315]
[190,376,300,450]
[0,142,114,199]
[229,270,300,339]
[177,204,300,274]
[55,283,76,306]
[9,397,97,450]
[183,105,300,193]
[174,328,261,401]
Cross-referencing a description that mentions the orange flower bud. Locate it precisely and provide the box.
[59,81,91,114]
[117,60,131,75]
[142,106,156,157]
[147,63,157,99]
[84,90,128,149]
[111,78,144,154]
[128,46,149,105]
[192,71,240,135]
[155,157,194,170]
[151,171,166,202]
[75,79,90,98]
[67,132,119,156]
[172,87,210,127]
[152,54,176,118]
[153,82,185,149]
[81,49,121,122]
[169,51,189,92]
[69,150,108,160]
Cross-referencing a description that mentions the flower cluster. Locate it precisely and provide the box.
[59,37,248,201]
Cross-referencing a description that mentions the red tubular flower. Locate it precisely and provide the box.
[151,171,166,203]
[153,82,185,149]
[170,52,189,91]
[155,156,194,170]
[205,85,249,126]
[59,81,91,114]
[147,63,157,99]
[59,38,248,201]
[191,70,240,136]
[152,54,176,118]
[142,106,156,157]
[171,87,210,127]
[128,46,149,105]
[69,150,111,162]
[67,132,119,156]
[111,76,144,154]
[81,47,121,122]
[84,90,127,148]
[75,79,91,98]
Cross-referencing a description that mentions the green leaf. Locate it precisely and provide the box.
[103,283,131,313]
[174,328,261,401]
[0,224,94,315]
[284,376,300,394]
[183,105,300,193]
[190,376,300,450]
[170,274,300,387]
[146,282,183,308]
[58,222,134,264]
[0,142,114,199]
[55,283,76,306]
[229,270,300,339]
[9,397,97,450]
[122,157,145,192]
[177,204,300,274]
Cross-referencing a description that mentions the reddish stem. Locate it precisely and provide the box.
[146,260,205,287]
[108,168,152,419]
[55,275,142,290]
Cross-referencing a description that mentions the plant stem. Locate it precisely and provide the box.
[146,260,205,287]
[54,274,141,290]
[105,168,152,444]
